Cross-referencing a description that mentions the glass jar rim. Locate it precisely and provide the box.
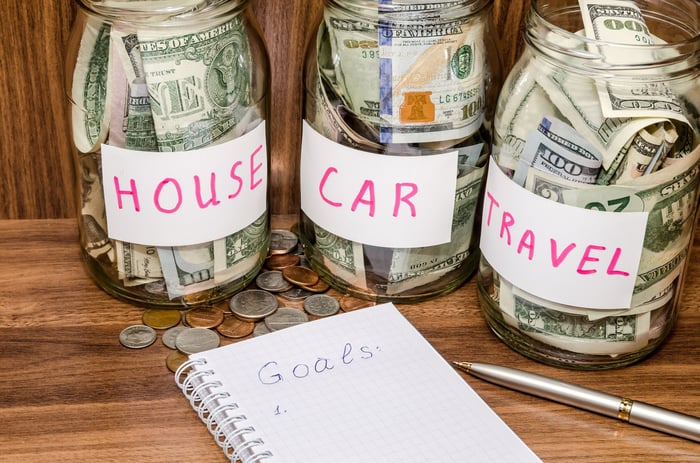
[524,0,700,72]
[324,0,493,19]
[75,0,246,23]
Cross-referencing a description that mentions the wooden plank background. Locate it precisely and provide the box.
[0,0,526,219]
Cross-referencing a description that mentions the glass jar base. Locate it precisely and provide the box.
[80,249,263,309]
[476,277,674,370]
[301,240,480,303]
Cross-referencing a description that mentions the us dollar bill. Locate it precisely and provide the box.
[512,116,602,186]
[115,240,162,286]
[386,158,483,294]
[213,213,269,284]
[323,2,488,144]
[137,16,258,151]
[310,223,369,291]
[499,279,651,355]
[493,73,560,172]
[71,17,111,153]
[578,0,688,122]
[525,144,700,307]
[535,64,672,171]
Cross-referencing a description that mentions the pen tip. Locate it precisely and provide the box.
[452,361,473,372]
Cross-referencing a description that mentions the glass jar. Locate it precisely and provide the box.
[65,0,270,308]
[478,0,700,368]
[300,0,501,302]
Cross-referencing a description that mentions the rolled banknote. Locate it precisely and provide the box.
[71,17,111,153]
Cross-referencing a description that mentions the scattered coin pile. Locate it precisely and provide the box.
[118,228,376,373]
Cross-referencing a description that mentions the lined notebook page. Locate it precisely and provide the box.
[192,303,541,462]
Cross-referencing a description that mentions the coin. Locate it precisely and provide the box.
[264,307,309,331]
[216,316,255,339]
[298,278,330,293]
[119,325,157,349]
[256,270,293,293]
[303,294,340,317]
[229,289,279,321]
[175,327,221,354]
[184,307,225,329]
[278,287,316,301]
[269,229,299,254]
[253,321,272,337]
[162,326,187,349]
[339,295,376,312]
[282,266,319,287]
[264,253,300,270]
[165,350,190,373]
[141,309,182,330]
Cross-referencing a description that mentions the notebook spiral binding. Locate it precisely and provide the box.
[175,358,274,463]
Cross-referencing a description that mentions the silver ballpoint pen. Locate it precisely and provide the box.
[453,361,700,443]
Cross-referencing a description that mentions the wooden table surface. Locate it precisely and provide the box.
[1,216,699,462]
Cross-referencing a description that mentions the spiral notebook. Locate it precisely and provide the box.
[175,303,542,463]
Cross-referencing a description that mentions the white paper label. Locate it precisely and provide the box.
[480,158,648,309]
[300,121,458,248]
[102,122,267,246]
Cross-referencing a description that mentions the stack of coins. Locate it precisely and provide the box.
[119,228,377,372]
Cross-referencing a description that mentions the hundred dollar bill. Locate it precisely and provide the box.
[137,16,256,151]
[526,144,700,307]
[535,63,671,171]
[71,17,111,153]
[324,2,488,144]
[578,0,689,123]
[513,116,602,186]
[499,279,651,355]
[386,158,484,294]
[307,52,384,152]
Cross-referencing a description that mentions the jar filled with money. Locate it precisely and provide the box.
[478,0,700,368]
[300,0,501,302]
[64,0,270,308]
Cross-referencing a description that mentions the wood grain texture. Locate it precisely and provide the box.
[0,0,523,219]
[0,216,699,462]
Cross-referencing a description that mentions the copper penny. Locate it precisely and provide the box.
[298,278,330,293]
[282,265,319,287]
[264,253,300,270]
[165,350,190,373]
[339,295,376,312]
[184,307,225,329]
[216,316,255,339]
[141,309,182,330]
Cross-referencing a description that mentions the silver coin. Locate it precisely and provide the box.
[278,287,316,301]
[269,229,299,255]
[253,321,272,337]
[303,294,340,317]
[264,307,309,331]
[162,326,188,350]
[229,289,279,321]
[256,270,293,293]
[119,325,157,349]
[175,327,220,354]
